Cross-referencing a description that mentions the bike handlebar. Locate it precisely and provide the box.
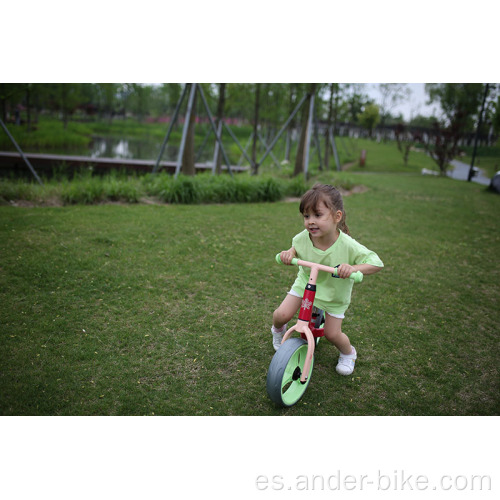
[275,253,363,283]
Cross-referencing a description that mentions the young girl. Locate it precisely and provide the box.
[271,183,383,375]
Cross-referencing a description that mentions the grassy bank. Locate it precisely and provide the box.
[1,172,498,415]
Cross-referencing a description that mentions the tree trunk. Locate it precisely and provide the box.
[324,83,334,170]
[251,84,260,175]
[285,84,296,162]
[181,85,197,176]
[26,86,32,132]
[294,84,316,177]
[215,83,226,175]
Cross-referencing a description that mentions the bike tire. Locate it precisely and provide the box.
[266,337,314,407]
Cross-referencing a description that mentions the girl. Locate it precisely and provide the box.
[271,183,383,375]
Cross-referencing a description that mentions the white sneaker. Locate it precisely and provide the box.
[271,324,287,351]
[336,346,357,375]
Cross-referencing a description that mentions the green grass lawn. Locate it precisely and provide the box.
[342,138,439,174]
[1,172,499,415]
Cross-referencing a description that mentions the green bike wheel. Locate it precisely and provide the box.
[266,338,314,407]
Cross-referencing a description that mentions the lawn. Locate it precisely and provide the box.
[344,138,439,174]
[0,172,499,415]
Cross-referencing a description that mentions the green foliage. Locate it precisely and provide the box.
[0,179,38,202]
[0,118,93,149]
[426,83,484,128]
[59,171,141,205]
[144,173,286,204]
[357,104,381,136]
[285,175,308,197]
[0,172,332,206]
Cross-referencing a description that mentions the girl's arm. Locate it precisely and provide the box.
[336,263,382,279]
[279,246,297,265]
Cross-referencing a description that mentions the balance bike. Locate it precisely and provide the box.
[266,254,363,407]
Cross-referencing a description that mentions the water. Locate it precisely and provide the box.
[88,136,213,163]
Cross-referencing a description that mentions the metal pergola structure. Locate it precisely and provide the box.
[153,83,343,179]
[0,118,43,185]
[0,84,344,184]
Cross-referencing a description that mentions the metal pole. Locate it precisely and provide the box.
[329,127,341,171]
[468,83,489,182]
[285,128,291,162]
[174,83,197,179]
[195,126,213,162]
[0,118,43,185]
[197,84,234,177]
[236,132,253,167]
[339,135,351,156]
[211,121,222,174]
[303,92,315,179]
[223,122,254,168]
[313,109,323,171]
[257,131,281,169]
[257,92,308,168]
[153,84,189,174]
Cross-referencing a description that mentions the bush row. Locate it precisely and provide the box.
[0,172,346,206]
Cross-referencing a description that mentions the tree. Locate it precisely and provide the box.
[378,83,411,127]
[344,84,373,124]
[294,83,316,177]
[128,84,153,121]
[251,84,260,175]
[425,83,485,174]
[94,84,117,122]
[323,83,336,170]
[409,114,437,128]
[214,83,226,174]
[357,104,380,138]
[0,84,24,123]
[394,123,423,166]
[284,83,298,162]
[181,84,196,176]
[56,83,84,129]
[224,83,254,120]
[493,94,500,134]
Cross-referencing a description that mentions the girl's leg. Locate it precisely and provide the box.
[271,294,302,351]
[273,294,302,329]
[323,314,353,355]
[324,314,357,375]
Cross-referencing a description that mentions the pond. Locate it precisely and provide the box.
[88,136,214,163]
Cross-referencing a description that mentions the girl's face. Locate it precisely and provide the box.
[302,201,342,239]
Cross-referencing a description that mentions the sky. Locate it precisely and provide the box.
[365,83,440,121]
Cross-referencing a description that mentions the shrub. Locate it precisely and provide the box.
[0,170,358,205]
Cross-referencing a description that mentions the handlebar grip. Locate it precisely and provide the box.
[275,253,299,266]
[332,267,363,283]
[350,271,363,283]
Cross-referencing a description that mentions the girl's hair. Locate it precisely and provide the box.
[299,183,350,235]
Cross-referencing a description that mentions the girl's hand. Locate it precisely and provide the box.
[336,263,356,279]
[280,247,296,265]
